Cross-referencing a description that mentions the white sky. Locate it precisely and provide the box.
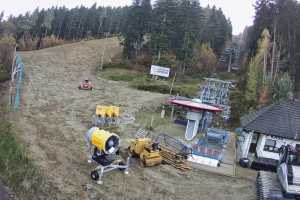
[0,0,255,35]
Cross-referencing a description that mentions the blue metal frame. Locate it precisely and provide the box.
[14,54,24,111]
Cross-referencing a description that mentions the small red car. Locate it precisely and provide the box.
[79,80,93,90]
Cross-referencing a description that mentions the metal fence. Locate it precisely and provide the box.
[10,54,24,111]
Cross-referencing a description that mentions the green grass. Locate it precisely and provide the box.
[100,67,201,97]
[130,77,199,97]
[135,109,170,130]
[100,68,145,82]
[0,120,51,199]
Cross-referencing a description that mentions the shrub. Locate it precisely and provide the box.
[40,34,64,49]
[17,32,34,51]
[0,37,15,82]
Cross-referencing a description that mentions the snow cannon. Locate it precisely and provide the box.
[86,127,119,156]
[85,127,129,185]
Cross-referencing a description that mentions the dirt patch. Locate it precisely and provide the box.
[15,38,255,200]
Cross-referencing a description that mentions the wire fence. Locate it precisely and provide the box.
[10,53,24,111]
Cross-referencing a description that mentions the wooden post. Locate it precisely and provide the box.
[170,105,174,122]
[161,107,165,119]
[150,115,154,130]
[170,93,179,122]
[99,32,108,71]
[169,72,177,96]
[9,45,16,111]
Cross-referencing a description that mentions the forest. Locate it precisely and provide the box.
[229,0,300,124]
[0,0,232,79]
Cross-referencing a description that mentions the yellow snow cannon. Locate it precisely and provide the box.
[85,127,129,184]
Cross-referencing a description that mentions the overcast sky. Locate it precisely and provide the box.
[1,0,255,35]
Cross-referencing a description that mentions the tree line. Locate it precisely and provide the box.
[0,0,232,75]
[231,0,300,124]
[123,0,232,74]
[0,4,129,50]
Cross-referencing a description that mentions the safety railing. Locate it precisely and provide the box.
[10,53,24,111]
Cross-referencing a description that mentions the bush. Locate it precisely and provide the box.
[40,35,64,49]
[230,90,248,127]
[0,37,15,82]
[17,32,34,51]
[191,43,217,74]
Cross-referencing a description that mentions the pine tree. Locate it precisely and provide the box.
[122,0,152,59]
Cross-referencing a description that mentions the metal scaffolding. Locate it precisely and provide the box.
[198,78,233,120]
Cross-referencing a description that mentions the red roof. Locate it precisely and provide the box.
[168,99,222,113]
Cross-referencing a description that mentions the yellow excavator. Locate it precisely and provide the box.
[129,138,162,167]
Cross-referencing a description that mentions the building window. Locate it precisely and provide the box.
[263,139,279,153]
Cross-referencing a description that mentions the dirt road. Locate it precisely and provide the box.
[16,38,255,200]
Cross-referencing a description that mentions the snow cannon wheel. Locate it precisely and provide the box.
[118,161,127,171]
[91,170,99,181]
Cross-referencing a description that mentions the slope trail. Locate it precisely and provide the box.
[18,38,166,199]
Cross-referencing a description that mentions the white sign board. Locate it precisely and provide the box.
[150,65,170,78]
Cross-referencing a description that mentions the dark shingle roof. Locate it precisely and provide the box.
[241,100,300,140]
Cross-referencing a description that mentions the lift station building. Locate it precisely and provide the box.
[238,99,300,170]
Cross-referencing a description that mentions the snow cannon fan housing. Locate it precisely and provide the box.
[87,128,120,166]
[91,129,119,154]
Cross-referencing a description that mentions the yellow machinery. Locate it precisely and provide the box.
[129,138,162,167]
[92,105,120,127]
[85,127,129,184]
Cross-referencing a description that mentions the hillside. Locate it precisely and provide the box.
[10,38,255,200]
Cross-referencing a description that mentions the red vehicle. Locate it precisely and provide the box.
[79,80,93,90]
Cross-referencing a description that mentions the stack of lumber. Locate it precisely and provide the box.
[160,146,191,171]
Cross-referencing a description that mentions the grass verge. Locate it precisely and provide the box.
[0,120,52,199]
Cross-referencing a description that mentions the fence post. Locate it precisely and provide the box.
[9,46,17,111]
